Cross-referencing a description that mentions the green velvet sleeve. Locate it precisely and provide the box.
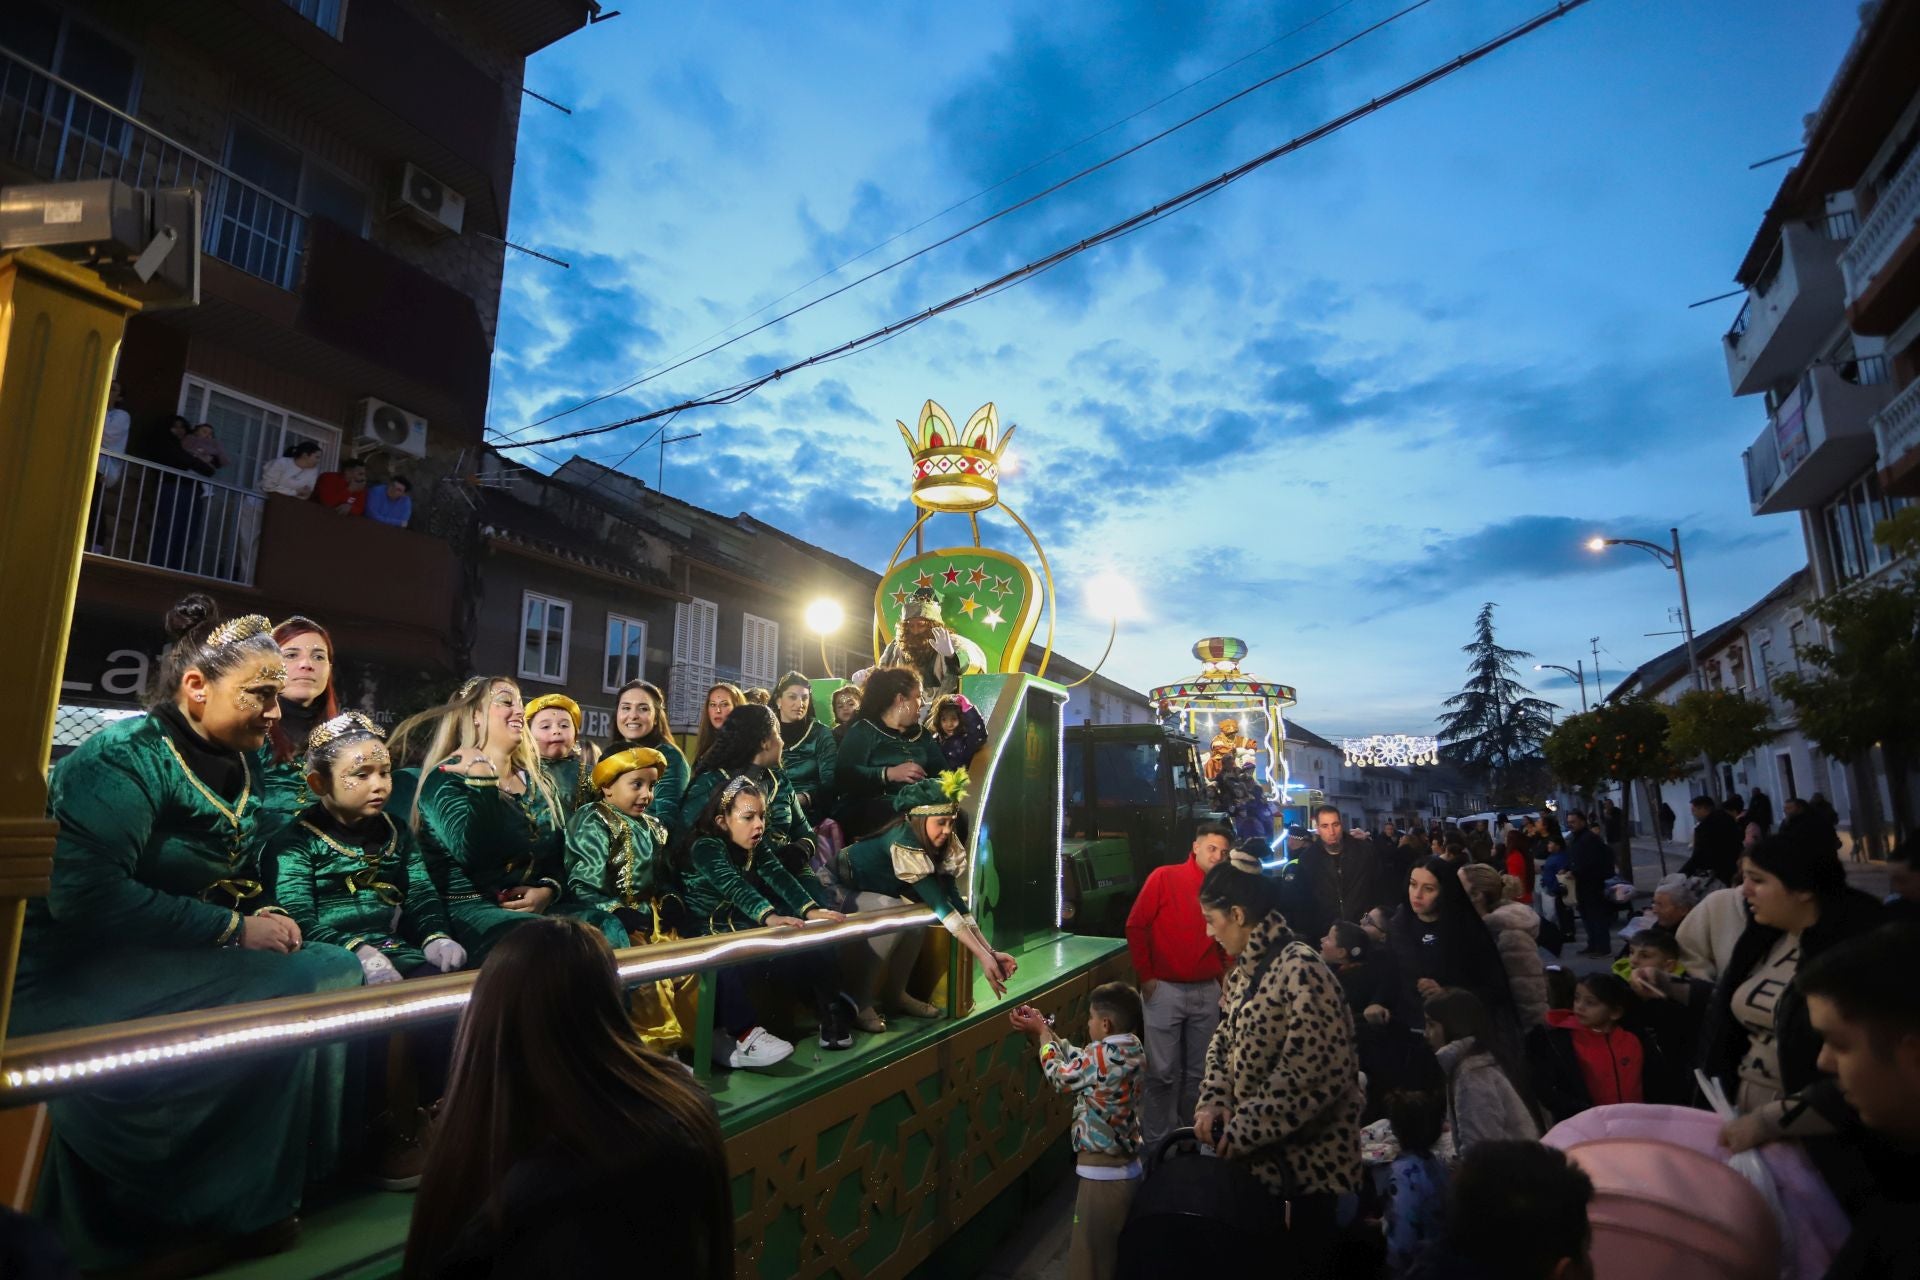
[676,770,717,841]
[753,839,828,915]
[775,771,815,851]
[688,836,776,925]
[266,829,351,950]
[811,729,839,813]
[397,823,454,945]
[907,875,961,922]
[415,771,481,898]
[46,750,235,947]
[648,741,691,828]
[832,721,881,803]
[564,807,619,914]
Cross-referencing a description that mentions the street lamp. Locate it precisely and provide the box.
[1533,661,1588,712]
[804,598,844,679]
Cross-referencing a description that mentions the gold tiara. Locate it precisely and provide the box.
[456,675,490,701]
[207,614,272,649]
[719,774,760,804]
[308,711,384,755]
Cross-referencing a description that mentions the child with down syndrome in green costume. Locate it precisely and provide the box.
[13,595,363,1276]
[390,676,567,964]
[527,691,600,821]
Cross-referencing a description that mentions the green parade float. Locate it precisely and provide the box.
[0,318,1128,1278]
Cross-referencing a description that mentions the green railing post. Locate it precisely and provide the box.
[693,969,717,1081]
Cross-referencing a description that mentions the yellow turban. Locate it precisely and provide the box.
[592,747,667,791]
[525,693,582,728]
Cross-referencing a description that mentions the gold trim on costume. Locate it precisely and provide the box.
[159,735,253,867]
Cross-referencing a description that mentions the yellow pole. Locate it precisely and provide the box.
[0,250,142,1045]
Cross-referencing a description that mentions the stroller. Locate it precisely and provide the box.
[1114,1128,1280,1275]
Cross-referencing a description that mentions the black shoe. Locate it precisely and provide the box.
[819,1001,854,1051]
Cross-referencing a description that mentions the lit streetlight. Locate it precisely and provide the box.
[1534,660,1588,712]
[804,598,845,679]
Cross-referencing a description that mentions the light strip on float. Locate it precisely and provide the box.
[1055,695,1066,929]
[0,906,936,1104]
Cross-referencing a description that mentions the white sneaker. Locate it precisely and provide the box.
[723,1026,794,1071]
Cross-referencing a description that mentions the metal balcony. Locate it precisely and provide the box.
[1723,221,1850,398]
[1873,375,1920,498]
[1841,144,1920,336]
[1743,361,1893,515]
[0,44,307,291]
[85,452,264,586]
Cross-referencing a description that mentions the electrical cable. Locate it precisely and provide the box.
[497,0,1592,454]
[483,0,1428,450]
[490,0,1369,440]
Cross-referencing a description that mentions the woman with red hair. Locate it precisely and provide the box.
[256,615,339,843]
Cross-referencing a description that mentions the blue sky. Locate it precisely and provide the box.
[489,0,1856,737]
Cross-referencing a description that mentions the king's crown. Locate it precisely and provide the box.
[896,400,1016,513]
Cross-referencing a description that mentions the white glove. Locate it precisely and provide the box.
[942,912,978,939]
[354,945,402,985]
[931,628,957,657]
[423,936,467,972]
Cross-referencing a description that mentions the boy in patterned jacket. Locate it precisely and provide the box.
[1011,982,1145,1280]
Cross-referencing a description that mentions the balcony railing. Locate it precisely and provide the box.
[85,451,263,586]
[0,44,307,290]
[1841,143,1920,309]
[1873,377,1920,480]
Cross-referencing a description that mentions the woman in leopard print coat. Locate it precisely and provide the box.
[1194,852,1363,1272]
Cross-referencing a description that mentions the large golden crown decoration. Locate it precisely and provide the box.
[896,400,1015,513]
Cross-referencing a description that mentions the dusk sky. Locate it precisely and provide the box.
[487,0,1856,737]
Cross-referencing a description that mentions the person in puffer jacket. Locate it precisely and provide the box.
[1458,864,1549,1029]
[1525,973,1651,1123]
[1423,988,1539,1155]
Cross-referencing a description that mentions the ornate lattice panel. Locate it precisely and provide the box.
[726,951,1131,1278]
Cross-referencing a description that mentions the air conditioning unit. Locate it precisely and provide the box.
[354,397,429,459]
[390,162,464,236]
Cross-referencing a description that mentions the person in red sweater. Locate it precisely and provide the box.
[1526,972,1652,1122]
[1124,820,1232,1149]
[312,457,369,515]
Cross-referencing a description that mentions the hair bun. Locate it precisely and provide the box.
[163,592,220,640]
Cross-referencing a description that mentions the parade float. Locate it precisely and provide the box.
[1149,638,1299,856]
[0,255,1120,1280]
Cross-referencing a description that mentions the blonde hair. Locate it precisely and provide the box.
[389,676,562,830]
[1458,862,1523,911]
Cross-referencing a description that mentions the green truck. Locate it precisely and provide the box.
[1061,722,1219,937]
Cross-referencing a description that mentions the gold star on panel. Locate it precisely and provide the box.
[890,589,912,607]
[959,595,980,616]
[967,566,987,587]
[914,571,935,590]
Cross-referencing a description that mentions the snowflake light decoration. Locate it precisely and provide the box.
[1343,734,1440,768]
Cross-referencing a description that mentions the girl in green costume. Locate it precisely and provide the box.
[604,678,690,828]
[836,776,1019,1030]
[680,703,815,873]
[832,666,949,839]
[527,692,599,820]
[391,677,566,963]
[14,594,364,1275]
[772,671,836,819]
[253,614,338,849]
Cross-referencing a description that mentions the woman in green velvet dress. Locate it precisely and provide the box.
[14,594,365,1275]
[832,666,952,839]
[391,677,566,964]
[527,692,599,821]
[772,671,836,820]
[603,678,690,828]
[679,703,815,874]
[269,712,466,980]
[254,614,339,849]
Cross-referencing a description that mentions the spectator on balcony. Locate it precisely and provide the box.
[180,422,231,476]
[96,379,129,488]
[260,441,324,499]
[367,475,414,528]
[137,414,215,572]
[314,457,370,516]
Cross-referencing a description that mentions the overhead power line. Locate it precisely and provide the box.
[496,0,1594,454]
[491,0,1369,442]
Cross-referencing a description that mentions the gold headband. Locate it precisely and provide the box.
[719,774,760,805]
[207,614,272,650]
[456,675,490,701]
[525,693,582,729]
[308,711,384,755]
[592,746,667,791]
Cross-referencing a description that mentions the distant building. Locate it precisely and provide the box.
[1718,0,1918,845]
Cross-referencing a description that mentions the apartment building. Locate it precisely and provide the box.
[1728,0,1918,593]
[6,0,599,718]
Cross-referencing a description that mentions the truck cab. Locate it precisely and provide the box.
[1061,722,1217,936]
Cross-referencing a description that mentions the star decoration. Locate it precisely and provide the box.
[942,564,961,586]
[914,571,935,590]
[959,595,980,616]
[982,608,1005,631]
[967,566,987,587]
[890,589,911,608]
[990,575,1013,598]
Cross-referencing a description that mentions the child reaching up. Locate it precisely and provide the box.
[1613,926,1685,984]
[1011,983,1145,1280]
[1526,972,1651,1123]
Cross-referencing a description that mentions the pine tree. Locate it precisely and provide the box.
[1437,602,1556,779]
